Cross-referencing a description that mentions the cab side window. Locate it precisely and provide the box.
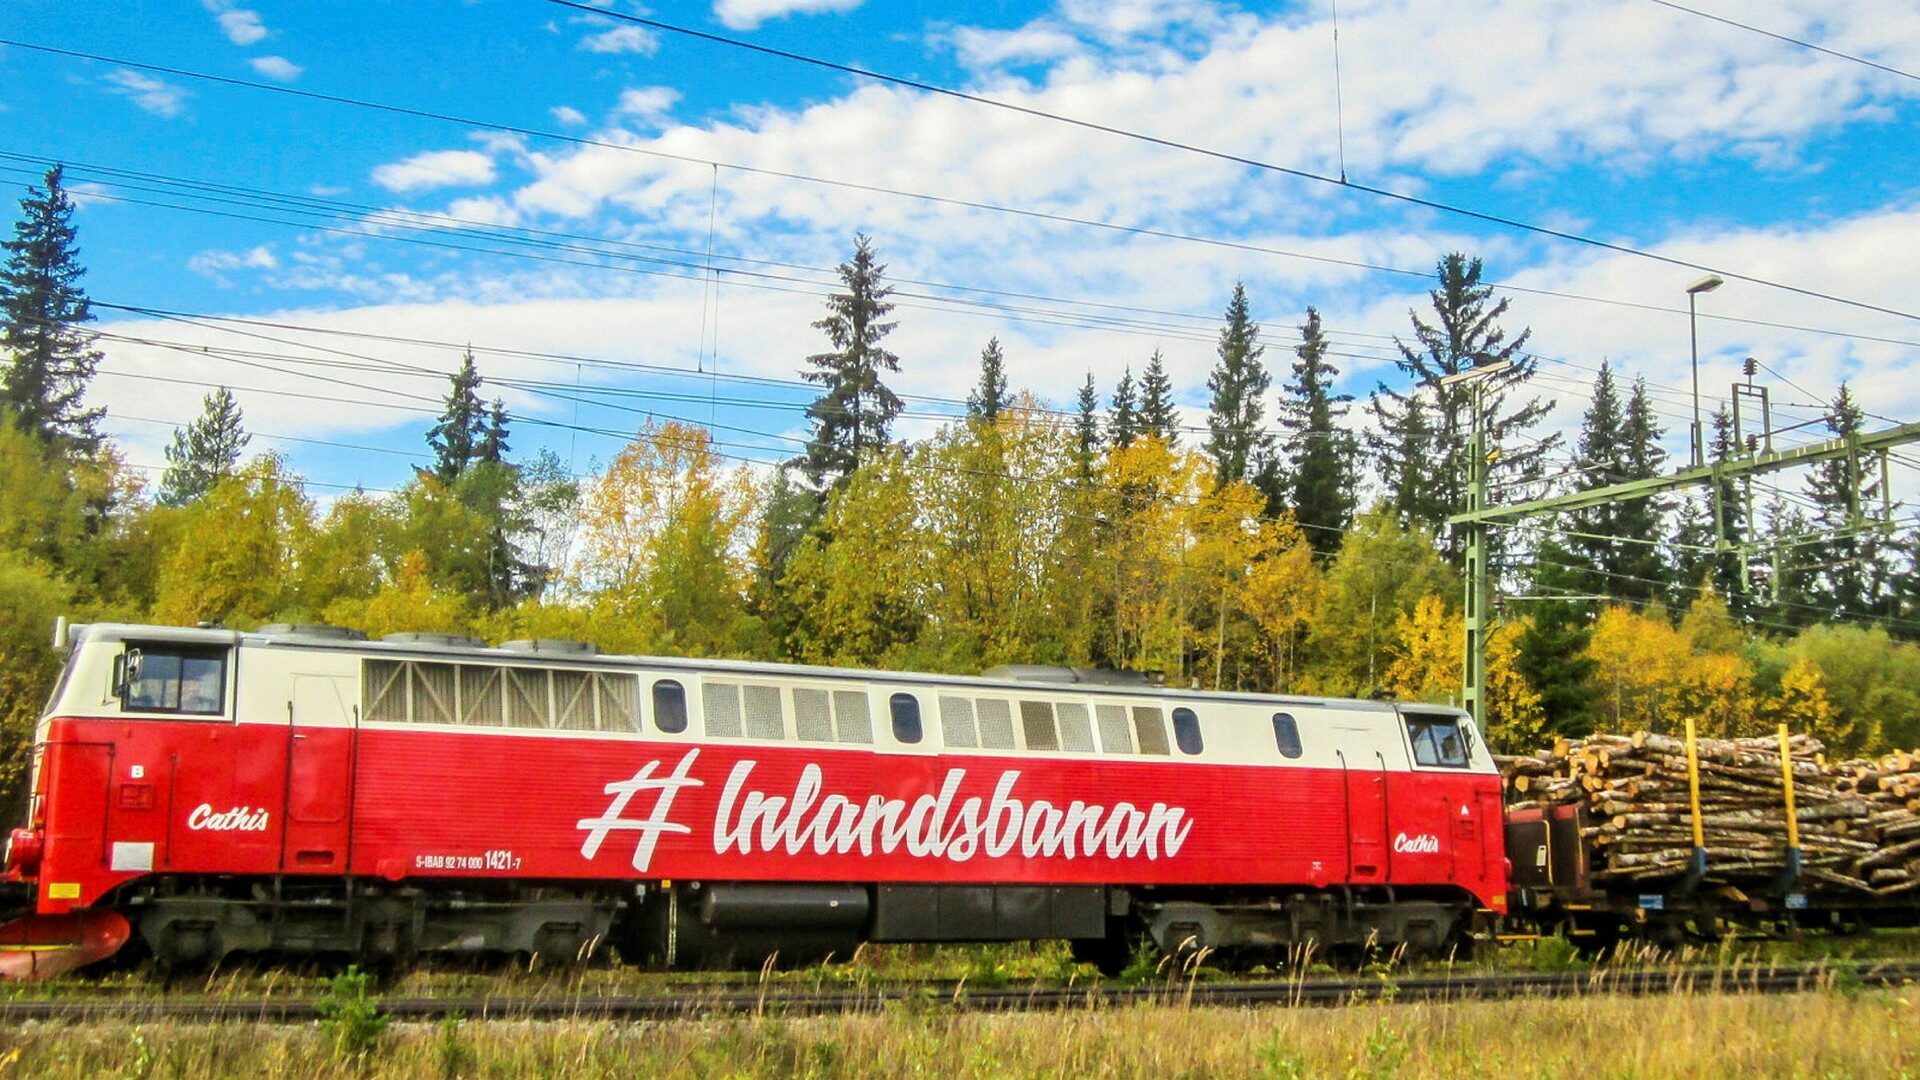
[1405,714,1470,768]
[119,648,227,716]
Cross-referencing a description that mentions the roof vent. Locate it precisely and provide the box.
[500,639,601,656]
[255,623,368,642]
[983,665,1163,687]
[383,632,488,649]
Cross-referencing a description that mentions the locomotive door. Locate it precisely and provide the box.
[283,676,355,872]
[1338,748,1388,882]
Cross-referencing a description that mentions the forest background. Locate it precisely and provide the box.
[5,164,1920,809]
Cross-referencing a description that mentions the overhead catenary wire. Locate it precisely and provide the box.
[78,298,1905,522]
[6,154,1877,462]
[6,51,1920,344]
[105,307,1920,630]
[37,151,1900,370]
[91,297,1906,544]
[103,331,1920,636]
[7,151,1912,453]
[1643,0,1920,84]
[554,0,1920,324]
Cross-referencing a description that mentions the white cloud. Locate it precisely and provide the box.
[1056,0,1230,44]
[714,0,864,32]
[441,196,523,229]
[201,0,268,46]
[248,55,303,81]
[190,245,280,276]
[371,150,499,194]
[550,105,589,127]
[113,0,1920,503]
[478,0,1920,262]
[615,87,682,123]
[579,25,657,55]
[946,26,1082,70]
[103,70,188,118]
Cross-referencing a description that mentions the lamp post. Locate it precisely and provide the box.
[1686,274,1724,466]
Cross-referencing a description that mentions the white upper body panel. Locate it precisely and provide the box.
[44,623,1498,777]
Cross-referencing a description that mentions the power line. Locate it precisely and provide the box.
[106,341,1918,634]
[8,48,1920,342]
[1645,0,1920,83]
[29,154,1870,438]
[557,1,1920,324]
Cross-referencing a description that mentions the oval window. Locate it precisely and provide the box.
[889,692,923,745]
[1171,707,1203,755]
[1272,712,1302,759]
[653,679,688,734]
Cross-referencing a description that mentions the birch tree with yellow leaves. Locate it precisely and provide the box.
[574,420,761,657]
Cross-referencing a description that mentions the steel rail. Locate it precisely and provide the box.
[0,961,1914,1024]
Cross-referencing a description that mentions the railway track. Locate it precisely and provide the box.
[2,960,1916,1023]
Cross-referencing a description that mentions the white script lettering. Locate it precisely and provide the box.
[576,749,705,872]
[712,761,1193,864]
[1392,832,1440,854]
[186,804,270,832]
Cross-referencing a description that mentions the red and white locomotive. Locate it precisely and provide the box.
[0,621,1506,976]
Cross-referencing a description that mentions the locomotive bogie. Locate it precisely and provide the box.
[119,877,621,969]
[1137,891,1473,962]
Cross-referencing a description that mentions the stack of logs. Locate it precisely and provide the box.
[1499,733,1920,895]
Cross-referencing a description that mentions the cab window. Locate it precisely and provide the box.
[119,648,227,716]
[1405,713,1471,768]
[889,693,923,745]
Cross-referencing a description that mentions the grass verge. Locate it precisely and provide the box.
[0,987,1916,1078]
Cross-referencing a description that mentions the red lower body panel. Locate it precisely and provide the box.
[25,719,1509,916]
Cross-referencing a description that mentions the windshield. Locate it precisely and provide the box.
[1404,712,1472,769]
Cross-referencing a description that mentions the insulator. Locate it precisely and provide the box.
[1742,356,1758,379]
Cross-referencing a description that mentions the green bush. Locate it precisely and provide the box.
[317,966,389,1063]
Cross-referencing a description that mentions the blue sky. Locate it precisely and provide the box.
[2,0,1918,502]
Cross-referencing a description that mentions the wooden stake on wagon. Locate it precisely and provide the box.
[1778,723,1803,894]
[1683,716,1708,892]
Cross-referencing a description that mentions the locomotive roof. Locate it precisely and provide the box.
[74,621,1454,718]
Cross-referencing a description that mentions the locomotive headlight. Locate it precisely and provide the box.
[3,828,43,875]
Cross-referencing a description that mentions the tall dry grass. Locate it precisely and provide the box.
[0,988,1915,1078]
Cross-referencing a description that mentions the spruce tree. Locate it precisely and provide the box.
[1072,372,1100,483]
[1137,348,1179,446]
[477,398,510,466]
[1613,378,1672,598]
[1365,253,1555,561]
[428,350,486,483]
[1566,362,1627,594]
[1673,407,1750,614]
[1761,491,1816,626]
[1204,283,1274,484]
[1803,384,1883,620]
[1377,390,1434,528]
[1891,535,1920,640]
[1516,531,1597,735]
[0,165,104,451]
[1278,307,1357,554]
[800,234,901,491]
[1108,366,1138,449]
[966,337,1010,424]
[158,386,249,507]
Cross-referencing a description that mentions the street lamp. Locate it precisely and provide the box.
[1686,274,1724,466]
